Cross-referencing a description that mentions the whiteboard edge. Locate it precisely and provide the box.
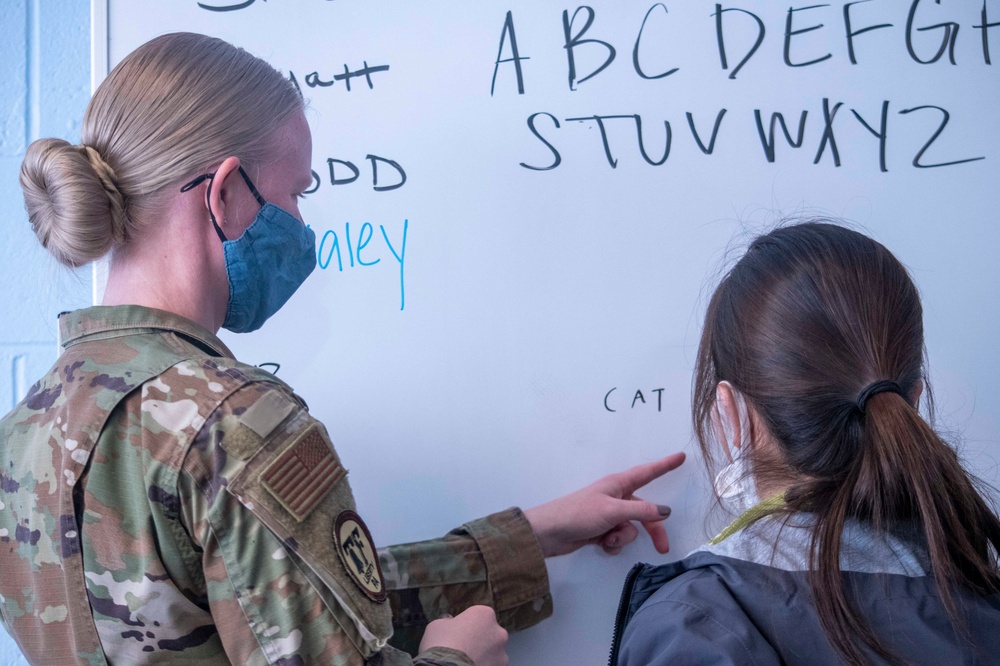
[90,0,109,306]
[90,0,107,93]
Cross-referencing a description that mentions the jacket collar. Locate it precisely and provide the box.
[58,305,235,359]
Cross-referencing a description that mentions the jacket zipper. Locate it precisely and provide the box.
[608,562,645,666]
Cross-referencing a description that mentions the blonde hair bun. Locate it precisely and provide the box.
[20,33,302,267]
[20,138,128,267]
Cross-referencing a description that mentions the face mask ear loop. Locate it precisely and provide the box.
[180,172,229,243]
[237,166,267,208]
[714,394,735,462]
[731,388,752,451]
[711,401,728,460]
[713,381,758,505]
[717,381,752,456]
[203,174,229,243]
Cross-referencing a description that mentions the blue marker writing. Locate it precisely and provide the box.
[315,219,408,311]
[381,219,408,311]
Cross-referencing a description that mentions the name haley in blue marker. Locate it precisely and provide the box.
[316,219,409,310]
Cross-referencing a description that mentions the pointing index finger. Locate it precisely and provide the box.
[613,452,686,494]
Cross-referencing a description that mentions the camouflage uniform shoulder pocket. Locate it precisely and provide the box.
[223,407,393,655]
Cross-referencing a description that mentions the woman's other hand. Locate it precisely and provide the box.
[419,605,509,666]
[523,452,686,557]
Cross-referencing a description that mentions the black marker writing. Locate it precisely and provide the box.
[686,110,728,155]
[714,4,766,80]
[305,170,321,195]
[287,62,389,94]
[851,100,889,172]
[785,4,834,68]
[492,10,530,96]
[899,105,985,168]
[635,115,672,166]
[633,4,679,80]
[197,0,334,11]
[564,6,617,91]
[605,387,666,413]
[754,109,808,163]
[564,114,633,167]
[843,1,893,65]
[520,113,562,171]
[906,0,960,65]
[308,155,407,194]
[975,0,1000,64]
[813,98,844,166]
[521,101,984,171]
[197,0,257,11]
[328,159,360,186]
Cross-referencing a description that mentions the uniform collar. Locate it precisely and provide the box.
[58,305,235,359]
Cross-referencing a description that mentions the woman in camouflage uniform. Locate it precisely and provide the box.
[0,32,684,665]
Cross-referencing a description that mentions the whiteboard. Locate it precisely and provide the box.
[100,2,1000,664]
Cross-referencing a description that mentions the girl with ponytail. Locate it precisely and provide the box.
[610,221,1000,665]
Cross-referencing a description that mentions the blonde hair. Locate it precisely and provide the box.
[20,32,303,267]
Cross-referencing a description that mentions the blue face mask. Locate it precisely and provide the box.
[181,166,316,333]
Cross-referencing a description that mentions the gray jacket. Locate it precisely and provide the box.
[610,515,1000,665]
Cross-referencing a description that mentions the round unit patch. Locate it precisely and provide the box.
[334,510,387,602]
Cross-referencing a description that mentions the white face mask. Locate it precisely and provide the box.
[712,382,759,511]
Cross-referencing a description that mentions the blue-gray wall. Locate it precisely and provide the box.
[1,1,91,663]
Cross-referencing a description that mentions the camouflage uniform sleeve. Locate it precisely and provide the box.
[380,508,553,656]
[375,646,474,666]
[178,382,478,666]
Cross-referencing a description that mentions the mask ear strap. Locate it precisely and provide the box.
[204,174,230,243]
[181,173,228,242]
[180,173,211,192]
[714,391,735,454]
[237,166,267,208]
[717,381,752,454]
[731,388,751,450]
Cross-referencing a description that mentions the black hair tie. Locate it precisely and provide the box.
[856,380,904,413]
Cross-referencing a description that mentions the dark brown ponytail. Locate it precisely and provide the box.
[693,221,1000,665]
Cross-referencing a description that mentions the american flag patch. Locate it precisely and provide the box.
[260,425,345,521]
